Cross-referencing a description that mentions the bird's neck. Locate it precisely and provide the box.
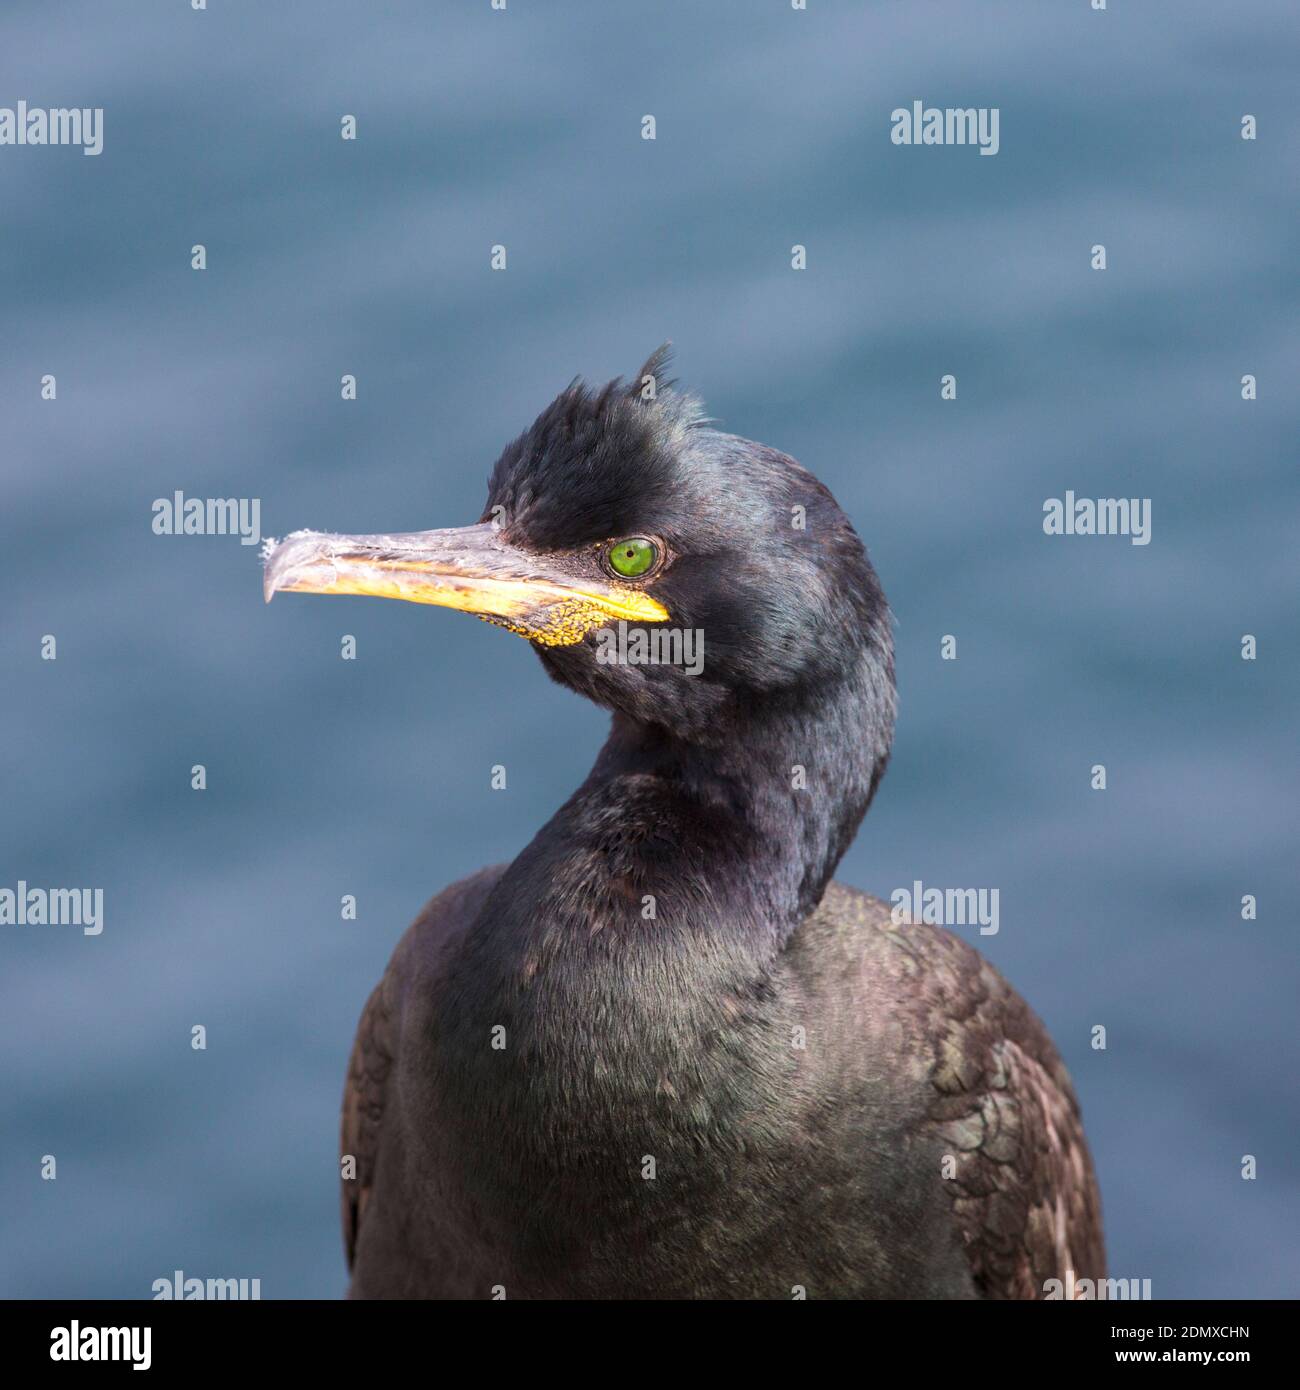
[426,675,889,1261]
[458,668,888,993]
[581,697,875,952]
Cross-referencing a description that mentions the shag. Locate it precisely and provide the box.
[263,349,1104,1299]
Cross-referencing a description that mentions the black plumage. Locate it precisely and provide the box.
[268,350,1104,1298]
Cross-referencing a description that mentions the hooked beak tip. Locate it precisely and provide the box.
[262,530,327,604]
[261,540,277,603]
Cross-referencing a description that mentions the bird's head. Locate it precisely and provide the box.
[264,348,894,748]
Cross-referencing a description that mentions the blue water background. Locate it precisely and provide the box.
[1,1,1296,1297]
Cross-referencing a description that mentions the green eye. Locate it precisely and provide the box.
[606,536,659,579]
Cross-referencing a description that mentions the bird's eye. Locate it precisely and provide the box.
[605,536,659,579]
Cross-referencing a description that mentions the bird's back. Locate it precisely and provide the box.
[781,883,1105,1298]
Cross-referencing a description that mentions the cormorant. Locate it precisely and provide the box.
[263,349,1104,1299]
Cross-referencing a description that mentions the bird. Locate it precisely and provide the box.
[262,348,1104,1299]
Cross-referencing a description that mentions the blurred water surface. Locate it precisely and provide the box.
[1,1,1296,1297]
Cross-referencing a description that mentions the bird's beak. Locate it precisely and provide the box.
[262,523,669,646]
